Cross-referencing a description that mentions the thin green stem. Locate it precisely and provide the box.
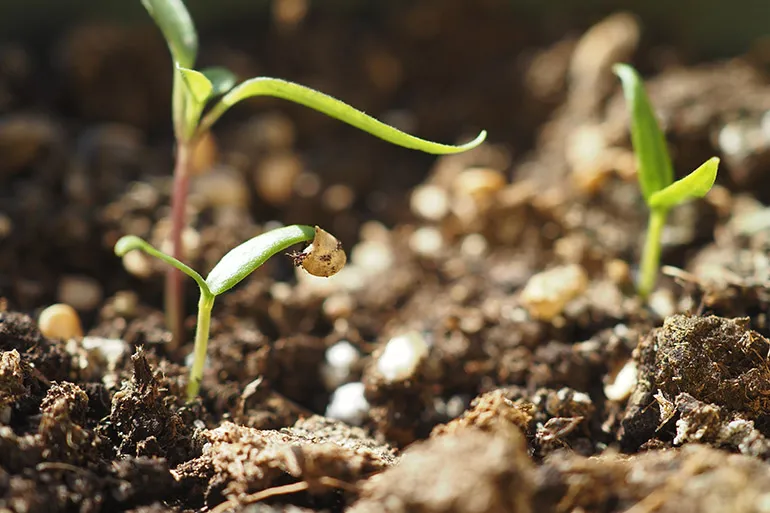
[638,208,668,300]
[186,291,215,401]
[115,234,209,295]
[172,69,187,141]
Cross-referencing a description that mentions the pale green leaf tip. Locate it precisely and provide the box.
[612,63,638,85]
[458,130,487,151]
[699,156,720,190]
[114,235,143,257]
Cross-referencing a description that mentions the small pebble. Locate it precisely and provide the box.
[605,259,631,285]
[38,303,83,340]
[57,276,102,311]
[409,226,444,257]
[322,340,360,389]
[190,131,218,175]
[294,171,321,197]
[191,166,248,209]
[254,152,302,205]
[604,360,638,402]
[81,336,128,371]
[122,249,152,278]
[350,240,393,274]
[520,264,589,321]
[0,213,12,238]
[159,226,201,261]
[325,382,369,425]
[112,291,138,317]
[648,288,676,319]
[452,167,506,202]
[410,184,450,221]
[376,331,429,382]
[322,184,355,212]
[253,112,296,149]
[272,0,309,29]
[323,293,354,320]
[461,233,488,258]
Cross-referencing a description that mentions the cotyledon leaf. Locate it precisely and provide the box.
[199,77,486,154]
[648,157,719,211]
[178,65,213,105]
[200,66,237,97]
[613,63,674,202]
[205,225,316,296]
[141,0,198,68]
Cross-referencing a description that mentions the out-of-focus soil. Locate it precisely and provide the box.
[2,2,770,512]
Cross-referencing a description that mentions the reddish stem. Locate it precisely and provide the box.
[166,142,192,351]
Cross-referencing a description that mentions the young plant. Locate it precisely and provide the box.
[115,224,346,401]
[613,63,719,299]
[141,0,487,349]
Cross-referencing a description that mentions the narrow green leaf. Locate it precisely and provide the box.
[200,77,486,154]
[613,63,674,202]
[206,225,316,296]
[141,0,198,68]
[648,157,719,211]
[114,234,210,296]
[201,66,237,97]
[178,66,213,104]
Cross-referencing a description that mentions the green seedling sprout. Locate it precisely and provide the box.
[613,63,719,299]
[141,0,487,349]
[115,224,345,401]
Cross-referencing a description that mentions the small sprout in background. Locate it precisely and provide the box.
[114,224,345,401]
[142,0,486,349]
[613,63,719,299]
[38,303,83,340]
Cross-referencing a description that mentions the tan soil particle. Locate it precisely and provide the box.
[174,417,395,509]
[350,428,534,513]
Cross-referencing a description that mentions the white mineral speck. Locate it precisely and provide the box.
[410,184,450,221]
[604,360,638,402]
[322,340,360,389]
[325,382,369,425]
[327,340,359,369]
[350,239,394,274]
[376,331,429,382]
[409,226,444,257]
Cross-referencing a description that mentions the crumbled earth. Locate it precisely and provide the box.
[2,1,770,512]
[350,427,533,513]
[619,315,770,451]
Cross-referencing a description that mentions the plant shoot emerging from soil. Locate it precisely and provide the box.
[115,224,345,401]
[613,63,719,299]
[141,0,487,349]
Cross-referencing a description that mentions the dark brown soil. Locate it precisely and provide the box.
[3,1,770,512]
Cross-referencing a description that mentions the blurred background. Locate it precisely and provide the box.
[0,0,768,313]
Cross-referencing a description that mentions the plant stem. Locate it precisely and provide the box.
[638,208,668,300]
[187,292,214,401]
[166,141,192,351]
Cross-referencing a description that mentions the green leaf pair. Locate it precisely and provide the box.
[135,0,487,398]
[115,225,343,400]
[143,0,486,151]
[613,63,719,299]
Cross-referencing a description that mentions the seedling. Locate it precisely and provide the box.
[115,224,345,401]
[613,63,719,299]
[141,0,487,348]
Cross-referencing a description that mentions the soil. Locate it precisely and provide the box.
[2,1,770,512]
